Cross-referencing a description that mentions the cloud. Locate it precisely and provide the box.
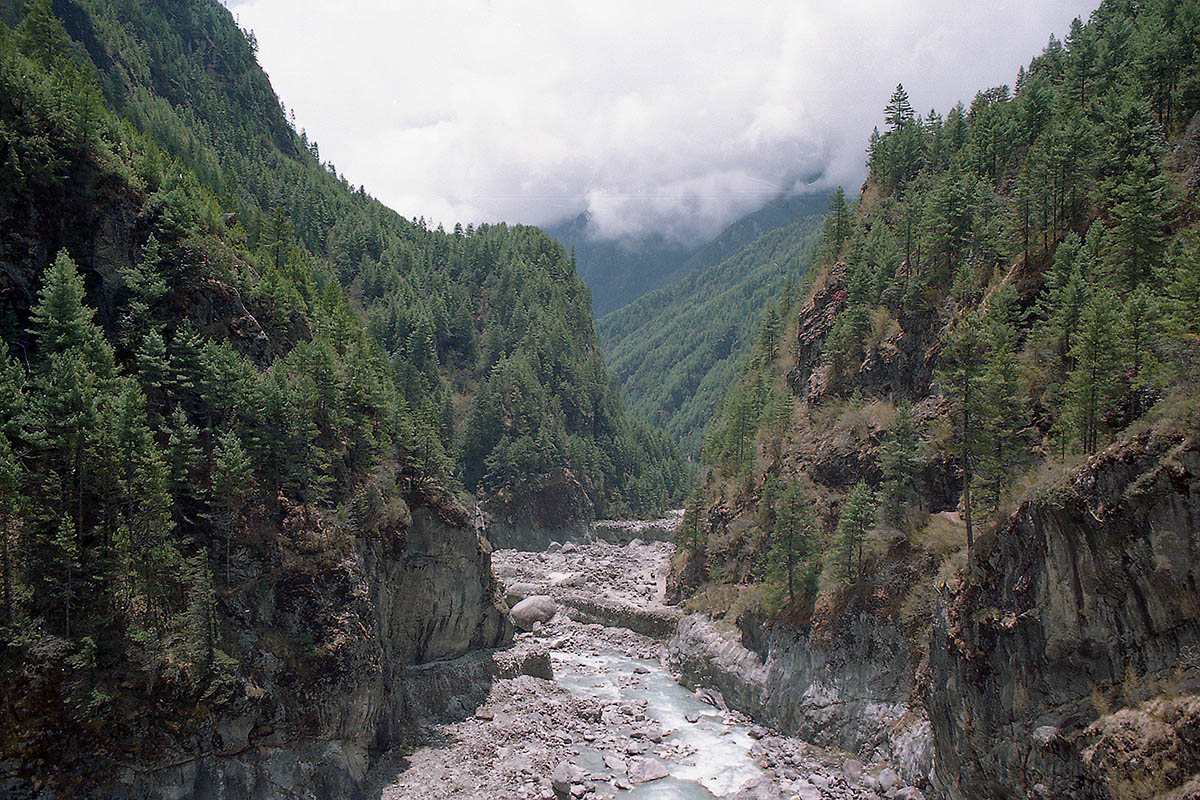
[226,0,1097,245]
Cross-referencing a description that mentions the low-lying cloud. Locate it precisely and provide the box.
[226,0,1097,245]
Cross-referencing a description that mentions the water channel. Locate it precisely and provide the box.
[553,649,764,799]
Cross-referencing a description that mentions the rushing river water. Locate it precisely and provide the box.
[553,650,764,799]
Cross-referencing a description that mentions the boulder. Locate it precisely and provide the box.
[504,582,542,605]
[551,760,584,798]
[734,776,783,799]
[628,757,669,784]
[843,758,864,783]
[511,595,559,631]
[875,767,900,792]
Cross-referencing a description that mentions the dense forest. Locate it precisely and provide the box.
[598,213,823,456]
[0,0,686,524]
[0,0,685,781]
[684,0,1200,611]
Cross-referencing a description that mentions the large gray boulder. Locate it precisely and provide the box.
[628,757,669,784]
[504,581,542,606]
[510,595,559,631]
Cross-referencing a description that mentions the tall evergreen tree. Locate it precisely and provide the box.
[885,84,915,130]
[879,402,923,526]
[835,482,875,583]
[935,310,988,566]
[767,481,819,607]
[1063,291,1125,453]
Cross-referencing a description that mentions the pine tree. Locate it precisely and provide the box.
[211,430,254,580]
[16,0,73,69]
[31,251,114,375]
[1120,287,1166,416]
[679,490,706,555]
[184,554,217,677]
[978,289,1027,511]
[934,310,988,566]
[1105,156,1170,288]
[50,514,80,638]
[879,402,923,525]
[767,481,818,607]
[821,187,851,255]
[885,84,914,130]
[1063,291,1125,453]
[835,482,875,583]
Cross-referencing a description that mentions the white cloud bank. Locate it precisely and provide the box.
[225,0,1097,245]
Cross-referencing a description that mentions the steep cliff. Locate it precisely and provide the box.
[929,410,1200,800]
[667,612,934,787]
[6,490,513,799]
[0,8,515,796]
[119,499,511,800]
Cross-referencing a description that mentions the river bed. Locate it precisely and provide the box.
[379,537,878,800]
[553,649,763,798]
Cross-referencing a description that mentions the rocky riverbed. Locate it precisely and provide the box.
[377,538,917,800]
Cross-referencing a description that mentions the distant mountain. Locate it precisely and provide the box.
[597,210,825,456]
[546,214,693,315]
[549,190,831,315]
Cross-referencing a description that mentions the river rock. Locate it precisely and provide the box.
[628,757,669,783]
[505,582,542,605]
[843,758,864,782]
[511,595,559,631]
[734,776,783,799]
[875,767,900,792]
[551,760,584,798]
[603,753,627,773]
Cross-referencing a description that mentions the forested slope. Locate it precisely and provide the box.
[675,2,1200,796]
[27,0,684,526]
[598,212,823,456]
[0,0,676,793]
[556,191,830,315]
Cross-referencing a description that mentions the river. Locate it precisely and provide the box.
[379,536,858,800]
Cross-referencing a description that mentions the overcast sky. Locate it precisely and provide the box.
[224,0,1098,245]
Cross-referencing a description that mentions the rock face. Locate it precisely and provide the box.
[114,501,512,800]
[487,512,683,551]
[589,512,683,545]
[666,612,933,788]
[929,426,1200,799]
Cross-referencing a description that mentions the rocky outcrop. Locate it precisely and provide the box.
[589,513,682,545]
[108,500,513,800]
[485,521,590,551]
[486,512,682,551]
[929,423,1200,799]
[666,613,934,789]
[559,593,683,638]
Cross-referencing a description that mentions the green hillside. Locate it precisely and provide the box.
[598,213,823,456]
[690,0,1200,607]
[18,0,685,522]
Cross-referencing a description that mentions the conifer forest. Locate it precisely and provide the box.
[1,1,1199,799]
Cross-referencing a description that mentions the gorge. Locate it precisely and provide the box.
[2,0,1200,798]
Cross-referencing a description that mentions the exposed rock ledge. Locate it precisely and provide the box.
[666,612,933,790]
[106,502,513,800]
[929,420,1200,799]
